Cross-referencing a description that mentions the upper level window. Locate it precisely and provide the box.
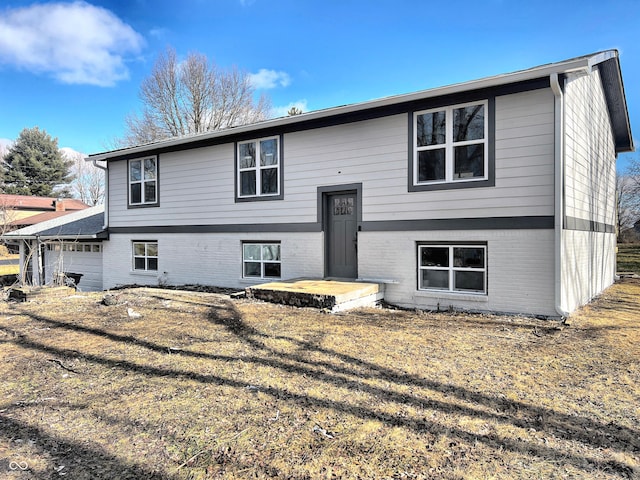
[414,101,488,186]
[129,157,158,206]
[237,137,280,199]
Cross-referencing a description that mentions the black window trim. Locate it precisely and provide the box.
[235,134,284,203]
[408,97,495,192]
[127,155,160,209]
[416,241,488,295]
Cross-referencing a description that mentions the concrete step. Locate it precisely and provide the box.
[246,278,384,312]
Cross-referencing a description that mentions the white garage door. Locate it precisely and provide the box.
[44,243,103,291]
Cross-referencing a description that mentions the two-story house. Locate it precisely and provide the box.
[87,50,633,317]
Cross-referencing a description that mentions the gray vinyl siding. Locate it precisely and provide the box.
[108,88,555,228]
[560,69,618,312]
[564,68,617,227]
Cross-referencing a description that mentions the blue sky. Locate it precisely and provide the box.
[0,0,639,170]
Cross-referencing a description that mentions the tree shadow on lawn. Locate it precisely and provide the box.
[2,301,638,478]
[0,410,171,480]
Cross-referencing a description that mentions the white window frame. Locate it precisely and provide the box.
[132,241,158,272]
[128,156,158,206]
[242,242,281,279]
[50,243,101,252]
[413,100,488,186]
[237,136,280,198]
[417,244,487,294]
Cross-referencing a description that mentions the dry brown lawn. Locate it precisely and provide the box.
[0,281,639,479]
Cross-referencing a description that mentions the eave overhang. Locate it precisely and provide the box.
[87,50,633,161]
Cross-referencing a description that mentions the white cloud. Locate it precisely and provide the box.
[149,27,169,39]
[60,146,85,159]
[0,138,13,159]
[0,1,145,87]
[272,100,308,118]
[248,69,291,89]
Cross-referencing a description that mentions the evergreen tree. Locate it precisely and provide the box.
[1,127,73,196]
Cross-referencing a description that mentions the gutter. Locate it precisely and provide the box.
[550,73,571,318]
[3,233,106,241]
[92,159,109,230]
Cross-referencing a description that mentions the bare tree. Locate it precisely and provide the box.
[63,150,105,205]
[121,47,271,146]
[617,174,636,237]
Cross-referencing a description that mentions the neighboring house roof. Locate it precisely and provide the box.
[10,211,81,227]
[0,194,89,211]
[2,205,106,240]
[88,50,633,163]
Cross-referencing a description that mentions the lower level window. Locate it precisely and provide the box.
[133,241,158,271]
[243,242,281,278]
[418,244,486,293]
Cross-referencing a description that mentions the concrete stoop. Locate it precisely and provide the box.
[245,278,384,312]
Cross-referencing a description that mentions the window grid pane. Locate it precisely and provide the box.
[130,160,141,181]
[144,158,157,180]
[239,143,256,168]
[419,245,486,294]
[453,105,485,142]
[453,145,484,179]
[130,183,142,204]
[260,139,278,166]
[415,102,487,185]
[238,137,279,197]
[417,111,446,147]
[261,168,278,194]
[133,242,158,272]
[243,243,281,279]
[418,149,446,182]
[129,157,158,205]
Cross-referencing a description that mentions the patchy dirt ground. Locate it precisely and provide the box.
[0,281,639,479]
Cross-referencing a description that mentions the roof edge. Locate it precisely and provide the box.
[2,205,105,238]
[88,52,619,162]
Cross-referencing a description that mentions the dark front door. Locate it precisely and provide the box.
[326,192,358,278]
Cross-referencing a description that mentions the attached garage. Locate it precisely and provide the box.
[2,206,106,291]
[44,242,103,291]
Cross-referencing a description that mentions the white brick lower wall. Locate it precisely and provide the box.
[358,229,556,317]
[102,232,324,290]
[561,230,616,312]
[100,229,591,317]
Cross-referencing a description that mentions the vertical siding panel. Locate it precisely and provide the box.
[561,68,617,312]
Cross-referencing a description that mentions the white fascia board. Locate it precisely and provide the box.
[34,234,101,241]
[87,52,612,162]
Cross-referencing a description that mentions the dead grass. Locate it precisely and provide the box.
[0,282,639,479]
[618,244,640,274]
